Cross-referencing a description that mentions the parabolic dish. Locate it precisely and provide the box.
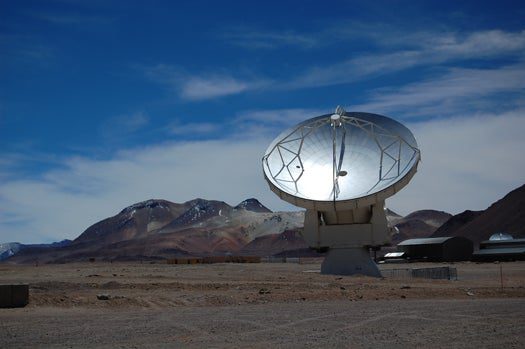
[262,111,420,210]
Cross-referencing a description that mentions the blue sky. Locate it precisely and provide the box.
[1,0,524,243]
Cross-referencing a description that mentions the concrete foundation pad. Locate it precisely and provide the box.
[321,248,381,277]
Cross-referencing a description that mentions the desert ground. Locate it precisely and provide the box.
[1,260,524,348]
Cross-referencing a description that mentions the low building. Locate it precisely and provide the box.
[397,236,473,262]
[472,237,525,261]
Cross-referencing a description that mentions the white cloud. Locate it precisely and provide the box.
[168,121,221,136]
[388,109,525,215]
[141,29,525,98]
[231,108,332,141]
[142,64,267,100]
[165,109,327,140]
[100,112,149,139]
[236,108,327,126]
[181,76,249,100]
[222,29,319,49]
[420,29,525,58]
[142,63,182,83]
[0,136,293,243]
[2,109,524,243]
[287,51,420,89]
[350,64,525,117]
[287,30,525,89]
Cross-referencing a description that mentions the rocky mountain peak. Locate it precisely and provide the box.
[164,199,234,228]
[234,198,272,213]
[185,198,232,213]
[120,199,172,215]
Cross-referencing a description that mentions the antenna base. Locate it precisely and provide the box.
[321,247,381,277]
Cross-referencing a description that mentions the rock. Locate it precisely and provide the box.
[97,294,110,300]
[467,291,475,296]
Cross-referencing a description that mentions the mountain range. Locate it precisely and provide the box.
[5,198,303,263]
[0,240,72,261]
[431,183,525,244]
[3,183,524,263]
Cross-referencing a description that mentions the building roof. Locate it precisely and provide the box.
[384,252,405,258]
[398,237,455,246]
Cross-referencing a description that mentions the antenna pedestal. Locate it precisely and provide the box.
[321,247,381,277]
[302,203,389,277]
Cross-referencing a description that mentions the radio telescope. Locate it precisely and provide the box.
[262,107,420,276]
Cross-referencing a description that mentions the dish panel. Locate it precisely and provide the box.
[262,112,420,207]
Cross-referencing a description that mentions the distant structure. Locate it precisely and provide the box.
[382,251,407,263]
[489,232,514,241]
[262,107,420,276]
[473,236,525,261]
[397,237,474,262]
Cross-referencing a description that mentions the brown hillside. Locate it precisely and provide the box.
[8,198,302,263]
[240,229,309,256]
[432,184,525,245]
[390,210,452,244]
